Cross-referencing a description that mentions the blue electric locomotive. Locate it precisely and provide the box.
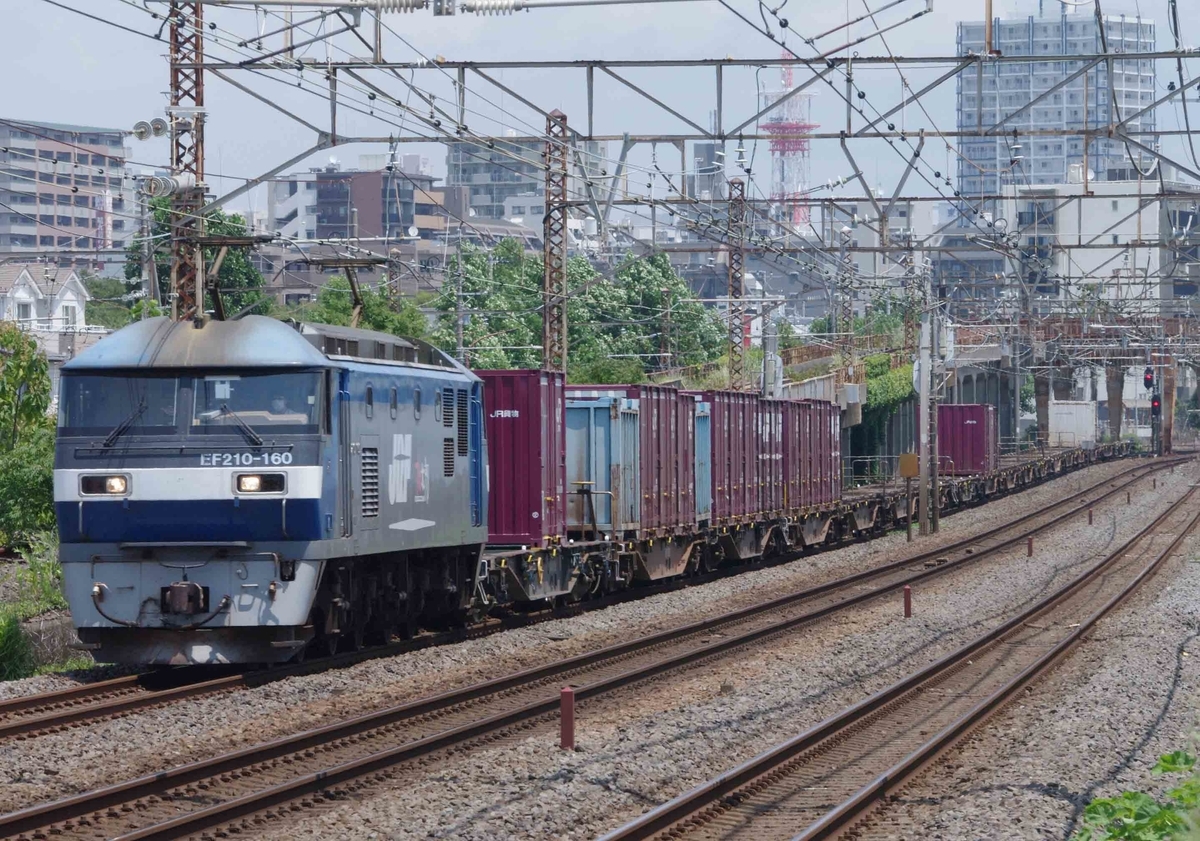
[55,316,487,665]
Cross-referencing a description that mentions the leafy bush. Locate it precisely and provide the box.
[0,610,36,682]
[0,422,56,549]
[1072,750,1200,840]
[15,531,66,617]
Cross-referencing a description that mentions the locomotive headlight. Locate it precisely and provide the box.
[81,475,129,496]
[236,473,285,493]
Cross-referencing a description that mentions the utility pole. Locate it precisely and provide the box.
[456,221,465,363]
[930,298,941,534]
[728,178,747,390]
[543,110,569,374]
[660,285,672,372]
[140,195,160,314]
[168,1,205,322]
[917,269,932,536]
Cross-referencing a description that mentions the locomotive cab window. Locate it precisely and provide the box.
[192,371,323,435]
[59,373,180,436]
[365,385,374,419]
[390,387,398,419]
[414,386,422,421]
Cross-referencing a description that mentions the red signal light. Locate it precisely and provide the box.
[1151,395,1162,417]
[1144,367,1155,389]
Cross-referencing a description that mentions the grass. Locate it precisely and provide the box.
[0,530,89,681]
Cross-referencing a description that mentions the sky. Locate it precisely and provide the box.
[1,0,1188,222]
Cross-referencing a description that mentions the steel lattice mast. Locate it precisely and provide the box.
[169,1,205,321]
[728,178,747,390]
[543,110,569,373]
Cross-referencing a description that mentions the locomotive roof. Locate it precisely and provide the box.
[63,316,330,370]
[64,316,476,379]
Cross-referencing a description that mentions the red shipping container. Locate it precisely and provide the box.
[938,403,998,476]
[779,400,801,512]
[798,399,840,507]
[566,384,695,533]
[477,370,566,547]
[760,400,785,514]
[696,391,762,522]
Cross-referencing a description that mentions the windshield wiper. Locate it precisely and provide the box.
[102,402,147,448]
[219,404,264,447]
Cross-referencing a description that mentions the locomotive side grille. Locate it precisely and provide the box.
[443,438,455,477]
[456,389,468,455]
[361,448,380,517]
[443,387,455,427]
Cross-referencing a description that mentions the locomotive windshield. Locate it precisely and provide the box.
[58,374,179,436]
[193,372,321,434]
[59,370,324,437]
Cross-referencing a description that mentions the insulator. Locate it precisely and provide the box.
[461,0,520,14]
[376,0,427,11]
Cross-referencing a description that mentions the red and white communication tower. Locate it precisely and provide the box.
[761,54,818,228]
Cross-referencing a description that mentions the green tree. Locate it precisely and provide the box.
[0,423,55,546]
[300,276,427,339]
[0,322,51,447]
[0,324,55,548]
[82,274,134,330]
[430,241,725,378]
[126,198,269,317]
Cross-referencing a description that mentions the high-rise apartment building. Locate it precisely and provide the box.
[0,119,134,266]
[446,138,609,221]
[956,10,1156,196]
[267,157,436,242]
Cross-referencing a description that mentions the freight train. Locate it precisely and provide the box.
[55,317,1128,665]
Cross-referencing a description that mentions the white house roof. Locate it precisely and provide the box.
[0,265,90,300]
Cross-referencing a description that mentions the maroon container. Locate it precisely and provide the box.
[760,399,785,515]
[697,391,761,522]
[477,370,566,547]
[800,399,840,506]
[780,400,806,512]
[938,403,998,476]
[567,384,695,533]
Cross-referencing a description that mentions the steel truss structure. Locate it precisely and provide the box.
[119,0,1200,372]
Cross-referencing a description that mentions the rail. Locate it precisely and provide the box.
[599,478,1199,841]
[0,457,1182,840]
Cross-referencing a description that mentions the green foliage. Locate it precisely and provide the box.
[14,531,66,617]
[0,610,35,682]
[130,299,163,320]
[0,322,51,449]
[0,423,56,549]
[127,198,268,316]
[0,531,67,682]
[1021,373,1035,414]
[429,241,725,379]
[863,353,893,381]
[776,319,803,351]
[1072,750,1200,841]
[299,276,427,339]
[866,363,915,413]
[82,275,135,330]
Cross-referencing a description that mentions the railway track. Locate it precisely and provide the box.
[0,457,1173,745]
[0,458,1186,840]
[599,485,1200,840]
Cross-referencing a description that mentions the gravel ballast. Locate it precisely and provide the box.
[217,463,1197,841]
[854,515,1200,839]
[0,458,1168,820]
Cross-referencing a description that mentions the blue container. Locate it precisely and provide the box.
[565,397,640,536]
[694,400,712,524]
